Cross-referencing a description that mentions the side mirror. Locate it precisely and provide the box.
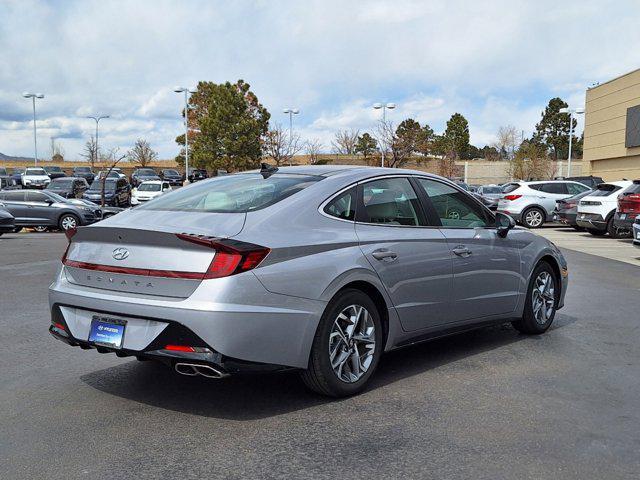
[496,212,515,238]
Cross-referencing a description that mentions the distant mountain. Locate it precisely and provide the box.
[0,152,35,162]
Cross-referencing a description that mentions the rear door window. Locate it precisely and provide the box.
[0,191,26,202]
[539,183,568,194]
[502,183,520,193]
[358,178,425,226]
[566,182,589,195]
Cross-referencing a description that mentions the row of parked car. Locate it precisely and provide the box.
[0,165,213,234]
[465,175,640,246]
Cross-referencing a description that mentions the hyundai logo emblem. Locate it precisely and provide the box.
[112,247,130,261]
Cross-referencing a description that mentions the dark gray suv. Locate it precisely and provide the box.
[0,190,102,231]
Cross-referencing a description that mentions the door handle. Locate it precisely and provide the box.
[452,245,472,257]
[372,249,398,261]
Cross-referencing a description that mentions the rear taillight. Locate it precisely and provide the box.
[61,227,78,263]
[503,195,522,201]
[176,233,270,279]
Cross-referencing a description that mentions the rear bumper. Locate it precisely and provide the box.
[555,211,577,226]
[576,212,607,230]
[613,212,637,231]
[48,266,326,369]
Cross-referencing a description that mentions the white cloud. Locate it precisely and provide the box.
[0,0,639,159]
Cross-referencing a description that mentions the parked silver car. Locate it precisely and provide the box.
[497,180,591,228]
[49,166,568,397]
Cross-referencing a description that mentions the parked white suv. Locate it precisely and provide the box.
[21,167,51,189]
[497,180,591,228]
[576,180,633,237]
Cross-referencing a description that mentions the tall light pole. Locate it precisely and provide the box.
[22,92,44,165]
[373,102,396,167]
[559,106,585,177]
[283,108,299,167]
[174,86,197,184]
[86,115,109,166]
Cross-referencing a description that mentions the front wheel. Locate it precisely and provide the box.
[522,207,545,228]
[512,262,558,334]
[300,289,383,397]
[58,214,79,231]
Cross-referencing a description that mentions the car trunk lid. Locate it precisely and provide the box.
[63,210,246,298]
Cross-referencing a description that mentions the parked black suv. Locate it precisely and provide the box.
[46,177,89,199]
[72,166,95,184]
[556,176,604,189]
[131,168,161,187]
[43,166,66,179]
[160,169,183,186]
[187,168,209,183]
[83,178,131,207]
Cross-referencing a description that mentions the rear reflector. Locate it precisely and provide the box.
[164,344,196,352]
[503,195,522,201]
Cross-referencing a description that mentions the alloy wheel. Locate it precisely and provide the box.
[329,304,376,383]
[531,271,555,325]
[525,209,544,227]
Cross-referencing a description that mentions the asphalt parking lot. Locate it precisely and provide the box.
[1,231,639,479]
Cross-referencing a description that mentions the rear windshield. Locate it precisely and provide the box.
[136,169,157,175]
[590,184,622,197]
[25,168,47,175]
[502,183,520,194]
[89,179,116,191]
[138,183,161,192]
[138,173,321,213]
[49,179,74,186]
[622,182,640,195]
[0,168,7,175]
[74,167,91,172]
[481,186,501,194]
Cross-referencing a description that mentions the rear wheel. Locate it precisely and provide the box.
[300,289,383,397]
[522,207,545,228]
[587,228,607,236]
[606,216,618,238]
[33,226,48,233]
[512,262,558,334]
[12,227,23,233]
[58,214,79,231]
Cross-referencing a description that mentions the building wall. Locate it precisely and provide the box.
[583,68,640,181]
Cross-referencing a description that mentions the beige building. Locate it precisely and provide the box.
[583,68,640,181]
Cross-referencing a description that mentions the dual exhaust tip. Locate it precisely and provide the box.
[174,362,228,379]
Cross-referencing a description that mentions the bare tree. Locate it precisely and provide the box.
[99,148,126,207]
[494,125,518,159]
[305,138,324,164]
[374,121,416,168]
[262,124,303,166]
[80,136,98,169]
[331,129,359,155]
[127,139,158,167]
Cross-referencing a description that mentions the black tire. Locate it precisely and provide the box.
[521,207,545,228]
[114,197,120,208]
[587,228,607,236]
[33,226,48,233]
[300,289,383,397]
[606,216,618,238]
[512,261,558,334]
[13,227,23,233]
[58,213,79,231]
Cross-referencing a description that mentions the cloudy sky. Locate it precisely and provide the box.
[1,0,639,160]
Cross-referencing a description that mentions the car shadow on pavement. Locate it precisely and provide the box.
[81,315,577,421]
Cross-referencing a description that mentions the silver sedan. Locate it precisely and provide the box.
[49,165,568,397]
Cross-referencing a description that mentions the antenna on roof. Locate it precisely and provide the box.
[260,163,278,179]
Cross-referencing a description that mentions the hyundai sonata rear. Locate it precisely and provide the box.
[50,166,567,397]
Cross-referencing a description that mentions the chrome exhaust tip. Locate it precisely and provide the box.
[174,362,228,379]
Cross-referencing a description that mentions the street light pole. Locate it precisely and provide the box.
[559,107,585,177]
[22,92,44,165]
[283,108,299,166]
[174,87,197,184]
[373,102,396,167]
[86,115,110,166]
